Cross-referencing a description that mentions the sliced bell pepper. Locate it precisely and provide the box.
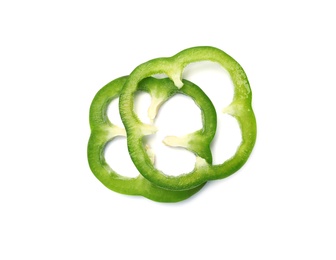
[119,46,257,191]
[88,76,216,202]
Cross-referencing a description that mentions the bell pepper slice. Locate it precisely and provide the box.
[88,76,216,202]
[119,46,257,191]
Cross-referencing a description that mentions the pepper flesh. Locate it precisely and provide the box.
[119,46,257,191]
[88,76,216,202]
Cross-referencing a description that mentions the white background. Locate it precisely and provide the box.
[1,1,335,259]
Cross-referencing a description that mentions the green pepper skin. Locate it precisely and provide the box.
[88,76,216,202]
[119,46,257,191]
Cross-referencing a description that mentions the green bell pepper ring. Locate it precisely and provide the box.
[119,46,257,191]
[88,76,216,202]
